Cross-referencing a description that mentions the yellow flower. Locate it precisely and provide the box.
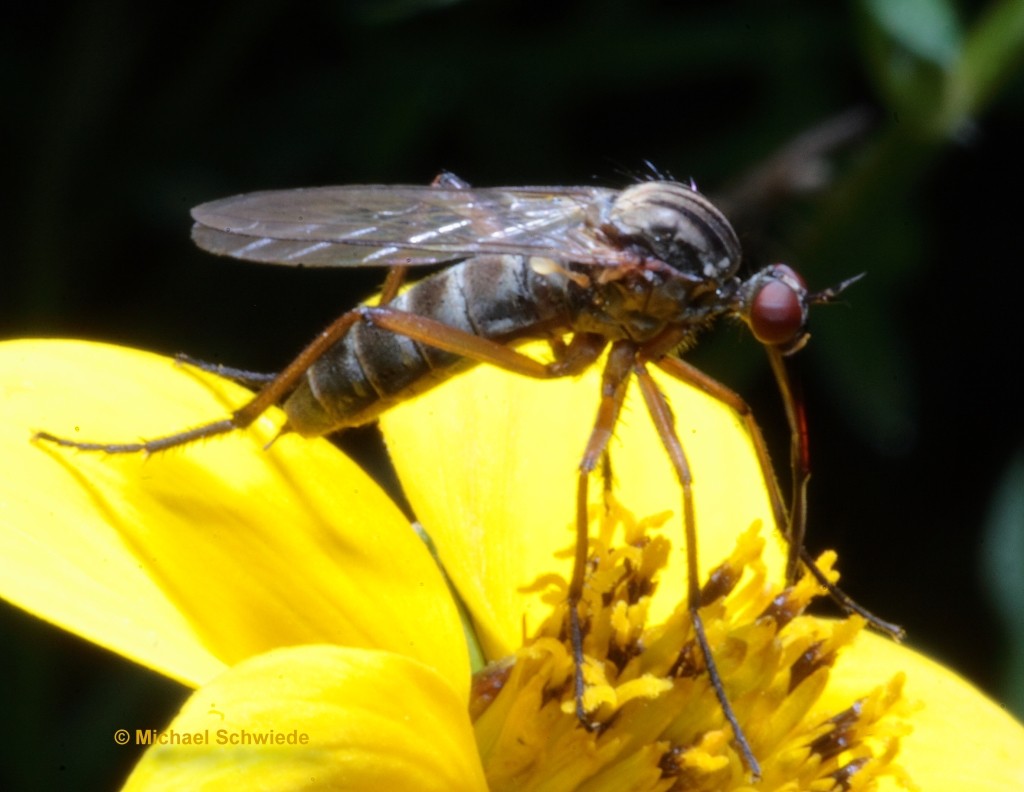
[1,337,1022,790]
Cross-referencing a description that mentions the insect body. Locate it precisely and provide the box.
[191,180,752,439]
[38,174,901,779]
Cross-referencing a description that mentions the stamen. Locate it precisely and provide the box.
[470,500,914,791]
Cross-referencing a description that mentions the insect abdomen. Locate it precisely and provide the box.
[283,255,571,436]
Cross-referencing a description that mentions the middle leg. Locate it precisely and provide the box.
[632,360,761,779]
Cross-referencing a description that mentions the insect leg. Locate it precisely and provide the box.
[562,336,618,501]
[600,450,614,501]
[654,355,904,639]
[378,265,409,305]
[570,341,635,724]
[35,305,370,453]
[360,306,592,379]
[797,546,904,636]
[341,309,618,717]
[430,170,472,190]
[763,346,808,581]
[37,255,426,454]
[357,311,621,703]
[173,354,277,389]
[761,347,905,632]
[373,172,467,305]
[633,360,761,780]
[653,357,789,545]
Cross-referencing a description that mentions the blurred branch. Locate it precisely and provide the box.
[715,107,874,228]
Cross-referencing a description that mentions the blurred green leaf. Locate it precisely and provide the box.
[836,1,1024,447]
[859,0,962,132]
[861,0,1024,138]
[944,0,1024,129]
[980,448,1024,719]
[864,0,962,66]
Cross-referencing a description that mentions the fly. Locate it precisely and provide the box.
[36,171,903,779]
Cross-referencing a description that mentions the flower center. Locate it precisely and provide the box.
[469,500,914,791]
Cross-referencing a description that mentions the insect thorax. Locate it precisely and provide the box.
[602,181,742,282]
[566,264,728,345]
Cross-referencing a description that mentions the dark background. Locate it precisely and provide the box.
[4,0,1023,787]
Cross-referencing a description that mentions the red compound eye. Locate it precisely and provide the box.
[750,278,804,346]
[771,263,804,288]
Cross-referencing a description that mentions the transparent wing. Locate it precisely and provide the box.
[191,184,626,268]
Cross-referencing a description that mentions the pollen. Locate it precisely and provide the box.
[470,500,916,791]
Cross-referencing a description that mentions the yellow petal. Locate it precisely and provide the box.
[0,339,467,692]
[122,644,488,792]
[381,341,781,659]
[825,630,1024,790]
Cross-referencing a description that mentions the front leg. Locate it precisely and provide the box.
[653,354,904,639]
[632,360,761,778]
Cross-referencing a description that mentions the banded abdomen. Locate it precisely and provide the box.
[282,255,573,436]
